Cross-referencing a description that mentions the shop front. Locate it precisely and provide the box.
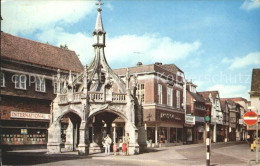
[1,111,50,149]
[145,109,184,147]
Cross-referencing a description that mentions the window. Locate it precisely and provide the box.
[167,87,173,106]
[158,84,162,104]
[1,73,5,87]
[176,90,180,108]
[137,84,145,103]
[15,75,26,89]
[54,81,63,94]
[35,77,46,92]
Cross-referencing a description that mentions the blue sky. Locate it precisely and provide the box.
[2,0,260,100]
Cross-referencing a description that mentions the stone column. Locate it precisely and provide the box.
[78,121,89,155]
[65,119,73,151]
[125,122,139,155]
[155,124,158,146]
[113,123,116,144]
[213,124,217,143]
[47,122,62,154]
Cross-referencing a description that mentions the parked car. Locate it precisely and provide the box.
[251,138,260,151]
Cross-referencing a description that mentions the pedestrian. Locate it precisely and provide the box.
[118,139,123,155]
[125,133,130,155]
[104,134,112,156]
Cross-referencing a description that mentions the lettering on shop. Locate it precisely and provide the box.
[160,113,174,119]
[11,111,50,120]
[160,113,181,120]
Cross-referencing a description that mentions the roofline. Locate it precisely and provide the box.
[1,32,77,54]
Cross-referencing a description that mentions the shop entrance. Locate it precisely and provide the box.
[60,111,81,151]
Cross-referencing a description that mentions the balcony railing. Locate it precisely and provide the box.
[112,93,126,103]
[89,92,104,102]
[58,92,127,104]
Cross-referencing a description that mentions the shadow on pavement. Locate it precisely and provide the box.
[3,151,89,165]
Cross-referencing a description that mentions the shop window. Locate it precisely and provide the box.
[137,84,145,103]
[176,90,180,108]
[170,128,177,143]
[167,87,173,106]
[158,127,168,143]
[158,84,162,104]
[35,77,46,92]
[177,128,183,143]
[1,72,5,87]
[147,127,155,143]
[14,74,26,90]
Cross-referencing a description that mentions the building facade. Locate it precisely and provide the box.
[249,69,260,114]
[0,32,83,149]
[198,91,223,142]
[185,81,206,144]
[114,62,186,147]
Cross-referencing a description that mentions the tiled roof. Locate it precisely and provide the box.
[221,97,248,103]
[198,91,219,102]
[114,63,184,82]
[1,32,83,73]
[250,68,260,96]
[189,91,205,103]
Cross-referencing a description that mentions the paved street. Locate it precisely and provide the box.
[2,141,260,166]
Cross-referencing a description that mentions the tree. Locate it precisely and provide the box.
[59,44,68,49]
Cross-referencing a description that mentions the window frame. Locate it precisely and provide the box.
[137,83,145,103]
[15,75,27,90]
[176,90,180,108]
[167,87,173,106]
[158,84,163,104]
[1,73,5,87]
[35,77,46,92]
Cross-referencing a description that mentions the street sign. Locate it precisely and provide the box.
[243,111,258,126]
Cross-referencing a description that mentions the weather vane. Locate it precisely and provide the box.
[96,0,104,8]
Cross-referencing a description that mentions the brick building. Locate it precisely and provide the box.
[0,32,83,149]
[185,81,206,144]
[114,62,186,146]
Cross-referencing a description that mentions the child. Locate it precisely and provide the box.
[118,139,123,155]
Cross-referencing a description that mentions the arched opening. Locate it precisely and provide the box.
[60,111,81,151]
[88,110,126,153]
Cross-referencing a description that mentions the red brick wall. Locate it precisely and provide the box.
[1,95,51,120]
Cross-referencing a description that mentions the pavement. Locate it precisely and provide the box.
[2,141,260,166]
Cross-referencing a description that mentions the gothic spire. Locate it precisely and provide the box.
[94,0,105,33]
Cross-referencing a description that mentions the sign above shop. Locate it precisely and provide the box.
[11,111,50,120]
[185,115,195,125]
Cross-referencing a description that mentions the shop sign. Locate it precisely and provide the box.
[247,123,260,130]
[11,111,50,120]
[185,115,195,125]
[160,112,175,119]
[160,112,182,121]
[195,116,205,123]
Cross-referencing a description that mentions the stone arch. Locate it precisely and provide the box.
[88,108,128,123]
[56,109,82,123]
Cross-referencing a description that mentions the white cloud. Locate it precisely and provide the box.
[207,84,249,99]
[221,52,260,70]
[106,34,201,68]
[36,29,202,68]
[241,0,260,11]
[228,52,260,70]
[36,27,93,65]
[1,0,95,35]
